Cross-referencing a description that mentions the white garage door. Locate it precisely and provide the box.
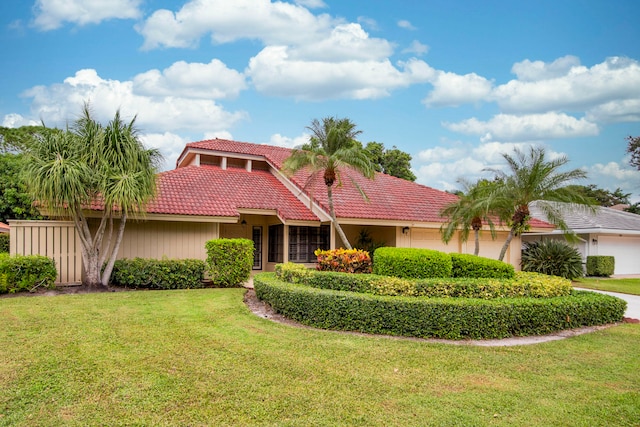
[597,236,640,275]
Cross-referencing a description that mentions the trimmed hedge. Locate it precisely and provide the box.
[205,238,253,287]
[373,247,452,279]
[0,253,57,293]
[275,263,571,299]
[109,258,206,289]
[450,253,515,279]
[0,234,9,253]
[586,256,615,277]
[254,273,626,340]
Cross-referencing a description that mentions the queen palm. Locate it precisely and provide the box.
[487,147,593,261]
[440,179,497,256]
[24,104,162,288]
[283,117,375,250]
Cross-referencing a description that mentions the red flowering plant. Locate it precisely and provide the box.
[314,248,372,274]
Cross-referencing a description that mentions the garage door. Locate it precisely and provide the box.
[597,236,640,275]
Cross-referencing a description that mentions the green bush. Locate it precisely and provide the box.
[275,265,571,299]
[315,248,372,273]
[205,238,253,287]
[521,240,584,280]
[0,234,9,253]
[586,256,615,277]
[450,253,515,279]
[0,253,57,293]
[254,273,626,340]
[373,247,452,279]
[109,258,206,289]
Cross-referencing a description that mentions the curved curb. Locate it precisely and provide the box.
[243,289,618,347]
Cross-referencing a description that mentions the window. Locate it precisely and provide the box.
[252,226,262,270]
[288,225,330,263]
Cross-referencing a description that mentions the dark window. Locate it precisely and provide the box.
[252,226,262,270]
[288,225,330,263]
[268,224,283,263]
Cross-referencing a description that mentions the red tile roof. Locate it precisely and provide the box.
[148,165,319,222]
[0,222,9,233]
[180,138,462,223]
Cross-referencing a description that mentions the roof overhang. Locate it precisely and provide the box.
[525,228,640,236]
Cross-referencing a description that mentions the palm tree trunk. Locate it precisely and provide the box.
[474,229,480,256]
[498,227,515,261]
[327,185,352,249]
[101,211,127,286]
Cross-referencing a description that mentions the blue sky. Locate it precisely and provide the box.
[1,0,639,200]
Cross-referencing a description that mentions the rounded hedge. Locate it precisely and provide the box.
[373,247,452,279]
[450,253,515,279]
[254,273,626,340]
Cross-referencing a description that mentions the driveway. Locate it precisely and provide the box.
[574,287,640,320]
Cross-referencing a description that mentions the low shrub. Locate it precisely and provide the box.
[521,240,584,280]
[0,253,57,293]
[205,238,253,287]
[254,273,626,340]
[109,258,206,289]
[586,256,615,277]
[0,234,9,253]
[450,253,515,279]
[274,265,571,299]
[373,247,452,279]
[315,248,372,273]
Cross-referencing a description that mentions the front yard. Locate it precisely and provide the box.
[574,277,640,296]
[1,288,638,426]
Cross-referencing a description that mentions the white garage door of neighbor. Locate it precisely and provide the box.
[597,236,640,275]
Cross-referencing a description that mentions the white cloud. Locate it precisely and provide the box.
[32,0,142,31]
[246,47,432,100]
[586,99,640,123]
[2,113,39,127]
[511,55,581,82]
[294,0,326,8]
[444,112,599,141]
[492,56,640,115]
[590,161,639,181]
[424,71,493,107]
[397,20,416,30]
[402,40,429,56]
[139,132,189,171]
[266,133,310,148]
[132,59,246,99]
[136,0,335,50]
[21,68,246,134]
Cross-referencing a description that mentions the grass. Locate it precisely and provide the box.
[0,289,638,426]
[574,277,640,296]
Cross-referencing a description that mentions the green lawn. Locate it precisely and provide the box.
[574,277,640,296]
[1,289,638,426]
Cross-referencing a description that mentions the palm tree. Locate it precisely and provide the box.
[283,117,375,249]
[24,103,162,288]
[486,147,593,261]
[440,179,497,256]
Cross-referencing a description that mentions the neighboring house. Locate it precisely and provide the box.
[10,139,551,283]
[0,222,9,233]
[524,201,640,275]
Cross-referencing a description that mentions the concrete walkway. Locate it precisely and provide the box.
[574,287,640,320]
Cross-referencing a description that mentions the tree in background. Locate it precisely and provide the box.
[362,142,416,181]
[485,147,594,261]
[0,153,42,223]
[23,104,162,289]
[565,184,631,207]
[627,135,640,170]
[284,117,375,249]
[440,179,497,256]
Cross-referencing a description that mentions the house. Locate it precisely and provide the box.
[10,139,551,283]
[0,222,9,234]
[524,201,640,275]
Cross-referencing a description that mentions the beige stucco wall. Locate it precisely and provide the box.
[108,220,219,260]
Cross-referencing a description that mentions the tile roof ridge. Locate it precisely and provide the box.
[187,137,294,153]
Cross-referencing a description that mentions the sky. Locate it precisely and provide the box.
[1,0,639,201]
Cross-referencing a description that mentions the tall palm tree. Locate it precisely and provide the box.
[283,117,375,249]
[440,179,497,256]
[24,103,162,288]
[486,147,593,261]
